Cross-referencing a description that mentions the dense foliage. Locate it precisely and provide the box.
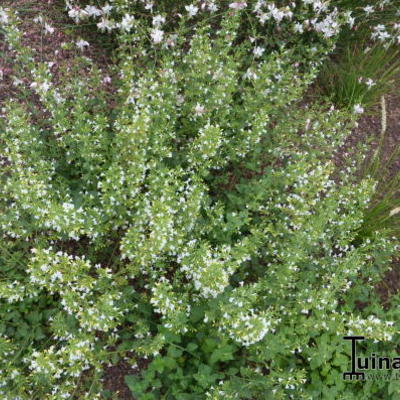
[0,1,399,399]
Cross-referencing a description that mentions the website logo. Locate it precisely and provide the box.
[343,336,400,381]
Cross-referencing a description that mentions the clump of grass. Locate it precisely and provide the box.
[318,42,400,110]
[317,0,400,110]
[358,95,400,238]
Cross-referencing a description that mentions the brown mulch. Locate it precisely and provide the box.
[376,258,400,308]
[334,89,400,178]
[357,91,400,304]
[102,354,151,400]
[334,87,400,305]
[102,359,137,400]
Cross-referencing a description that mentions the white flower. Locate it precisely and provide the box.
[194,103,205,115]
[53,91,64,104]
[208,2,218,12]
[31,80,51,92]
[44,23,55,35]
[268,4,285,23]
[253,46,265,58]
[365,78,375,88]
[363,6,374,15]
[41,82,51,92]
[314,15,340,38]
[372,24,391,41]
[353,104,364,114]
[150,28,164,44]
[68,8,88,23]
[257,13,269,24]
[76,39,90,51]
[345,12,355,28]
[185,4,199,17]
[101,4,113,15]
[229,2,247,10]
[40,264,49,272]
[152,15,165,26]
[51,271,63,281]
[85,5,102,17]
[97,18,114,32]
[253,0,264,12]
[0,9,8,24]
[120,14,135,32]
[34,15,43,24]
[293,23,304,33]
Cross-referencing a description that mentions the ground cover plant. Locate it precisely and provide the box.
[0,1,400,399]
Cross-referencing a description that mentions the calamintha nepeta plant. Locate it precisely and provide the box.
[0,1,399,399]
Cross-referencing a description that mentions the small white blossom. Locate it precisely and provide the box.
[150,28,164,43]
[120,14,135,32]
[194,104,205,115]
[185,4,199,17]
[363,6,374,15]
[293,23,304,33]
[365,78,376,88]
[253,46,265,58]
[152,15,166,26]
[101,4,113,15]
[68,7,89,23]
[97,18,114,32]
[353,104,364,114]
[34,15,43,24]
[76,39,90,51]
[85,5,102,17]
[44,23,55,35]
[0,9,8,24]
[229,2,247,10]
[208,2,218,12]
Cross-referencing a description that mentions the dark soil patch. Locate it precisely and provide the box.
[376,260,400,308]
[357,92,400,301]
[102,355,150,400]
[334,89,400,179]
[334,87,400,302]
[103,359,136,400]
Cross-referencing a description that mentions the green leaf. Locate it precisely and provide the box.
[186,342,199,352]
[210,344,236,364]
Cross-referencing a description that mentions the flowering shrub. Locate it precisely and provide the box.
[0,2,399,399]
